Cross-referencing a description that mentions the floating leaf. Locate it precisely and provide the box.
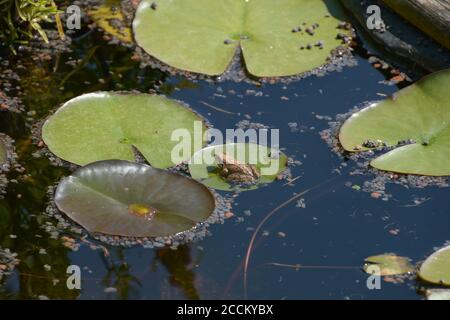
[87,0,133,43]
[419,245,450,285]
[426,289,450,300]
[54,160,216,238]
[133,0,351,77]
[339,70,450,176]
[363,254,414,276]
[188,143,287,191]
[42,92,206,168]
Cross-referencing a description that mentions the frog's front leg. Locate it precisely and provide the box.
[250,165,260,178]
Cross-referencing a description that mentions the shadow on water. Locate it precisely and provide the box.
[153,246,200,300]
[323,0,348,21]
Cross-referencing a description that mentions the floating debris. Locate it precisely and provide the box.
[305,26,315,36]
[315,40,325,49]
[0,248,19,282]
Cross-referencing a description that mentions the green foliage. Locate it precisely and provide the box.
[0,0,61,49]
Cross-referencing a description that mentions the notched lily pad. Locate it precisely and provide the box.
[133,0,352,77]
[54,160,216,238]
[188,143,287,191]
[363,254,414,276]
[339,70,450,176]
[88,0,133,43]
[419,245,450,286]
[42,92,207,168]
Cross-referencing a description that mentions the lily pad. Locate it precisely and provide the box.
[339,69,450,176]
[133,0,351,77]
[188,143,287,191]
[87,0,133,43]
[419,245,450,285]
[42,92,207,168]
[426,289,450,300]
[363,254,414,276]
[54,160,216,238]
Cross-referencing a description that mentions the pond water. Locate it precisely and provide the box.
[0,17,449,300]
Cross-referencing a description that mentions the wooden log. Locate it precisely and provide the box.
[340,0,450,72]
[382,0,450,50]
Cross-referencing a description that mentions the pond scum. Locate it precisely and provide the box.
[0,247,19,282]
[0,134,20,196]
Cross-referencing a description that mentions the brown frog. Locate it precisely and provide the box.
[215,152,260,184]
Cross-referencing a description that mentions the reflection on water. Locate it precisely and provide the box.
[154,246,199,300]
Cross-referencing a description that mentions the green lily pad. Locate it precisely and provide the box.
[426,289,450,300]
[188,143,287,191]
[419,245,450,286]
[339,69,450,176]
[42,92,207,168]
[363,254,414,276]
[54,160,216,238]
[133,0,350,77]
[88,0,133,43]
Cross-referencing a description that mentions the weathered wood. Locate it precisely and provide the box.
[340,0,450,72]
[382,0,450,50]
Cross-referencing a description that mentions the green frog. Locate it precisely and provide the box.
[215,152,260,184]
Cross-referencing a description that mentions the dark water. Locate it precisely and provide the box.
[0,23,449,300]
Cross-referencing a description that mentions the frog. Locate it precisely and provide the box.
[214,152,260,184]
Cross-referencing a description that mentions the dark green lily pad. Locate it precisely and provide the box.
[54,160,216,238]
[188,143,287,191]
[42,92,207,168]
[419,245,450,286]
[339,70,450,176]
[133,0,351,77]
[363,254,414,276]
